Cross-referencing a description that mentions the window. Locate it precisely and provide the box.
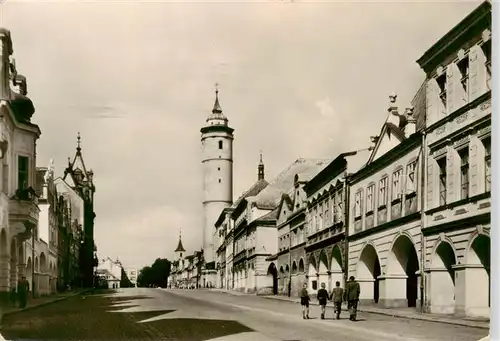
[392,169,403,201]
[18,156,29,190]
[324,199,330,225]
[406,162,417,194]
[436,73,447,109]
[379,177,388,207]
[218,167,220,171]
[483,137,491,192]
[437,157,447,206]
[336,191,343,222]
[482,41,492,90]
[218,178,222,183]
[354,190,362,218]
[457,57,469,95]
[366,185,375,213]
[218,141,223,149]
[459,148,469,200]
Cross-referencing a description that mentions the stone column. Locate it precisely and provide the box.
[357,278,376,305]
[454,264,490,318]
[427,268,455,314]
[378,274,408,308]
[9,258,17,290]
[0,253,10,292]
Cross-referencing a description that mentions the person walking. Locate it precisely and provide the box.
[316,282,329,320]
[17,276,29,309]
[330,281,344,320]
[300,283,310,319]
[345,276,360,321]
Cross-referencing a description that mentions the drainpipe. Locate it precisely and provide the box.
[419,132,427,313]
[32,228,35,298]
[288,224,292,297]
[343,174,350,288]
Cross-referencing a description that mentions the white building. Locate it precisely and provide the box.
[417,1,491,318]
[97,257,122,289]
[200,88,234,287]
[125,268,138,287]
[0,28,41,302]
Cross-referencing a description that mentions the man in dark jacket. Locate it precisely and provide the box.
[345,276,360,321]
[330,281,344,320]
[17,276,29,309]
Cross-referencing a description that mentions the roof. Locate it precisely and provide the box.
[232,178,269,209]
[248,158,331,209]
[416,1,491,74]
[174,237,186,252]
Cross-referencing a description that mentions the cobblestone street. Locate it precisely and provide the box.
[0,288,489,341]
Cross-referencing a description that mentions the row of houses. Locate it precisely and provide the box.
[0,28,97,305]
[210,1,492,319]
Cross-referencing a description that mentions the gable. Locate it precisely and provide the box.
[367,123,405,164]
[276,194,293,225]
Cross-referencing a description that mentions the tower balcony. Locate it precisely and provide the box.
[9,188,39,242]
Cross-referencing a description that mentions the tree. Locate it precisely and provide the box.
[120,267,134,288]
[137,258,171,288]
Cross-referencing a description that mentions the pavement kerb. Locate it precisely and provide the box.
[0,289,92,327]
[261,295,489,330]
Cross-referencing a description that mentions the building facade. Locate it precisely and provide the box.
[231,158,330,295]
[200,89,234,287]
[347,90,426,309]
[416,1,491,318]
[274,174,309,297]
[54,176,84,290]
[62,134,96,289]
[0,28,41,303]
[304,150,370,296]
[96,257,122,289]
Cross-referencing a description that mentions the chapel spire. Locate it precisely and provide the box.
[212,83,222,114]
[258,153,265,181]
[175,229,186,253]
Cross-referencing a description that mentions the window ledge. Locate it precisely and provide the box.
[378,204,387,210]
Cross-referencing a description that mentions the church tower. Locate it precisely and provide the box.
[200,86,234,274]
[174,230,186,263]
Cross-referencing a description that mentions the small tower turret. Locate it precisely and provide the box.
[258,153,265,181]
[174,229,186,263]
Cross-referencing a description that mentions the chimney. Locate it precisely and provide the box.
[386,93,401,127]
[404,106,416,137]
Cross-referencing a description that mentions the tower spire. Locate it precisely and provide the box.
[76,132,81,153]
[175,229,186,253]
[212,83,222,114]
[258,151,265,181]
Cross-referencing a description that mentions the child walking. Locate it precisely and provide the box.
[300,283,310,319]
[330,281,344,320]
[317,282,329,320]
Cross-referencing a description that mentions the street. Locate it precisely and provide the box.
[0,288,488,341]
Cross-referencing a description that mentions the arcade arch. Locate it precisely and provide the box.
[357,243,381,303]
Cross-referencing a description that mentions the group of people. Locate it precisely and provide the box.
[300,276,360,321]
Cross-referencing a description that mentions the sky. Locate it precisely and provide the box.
[1,0,481,270]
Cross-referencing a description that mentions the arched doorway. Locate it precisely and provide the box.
[330,246,344,289]
[430,241,456,314]
[357,244,381,303]
[468,234,490,309]
[267,262,278,295]
[318,250,329,290]
[387,235,419,307]
[298,258,305,273]
[307,254,318,293]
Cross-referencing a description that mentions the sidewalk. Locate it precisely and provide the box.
[0,289,90,326]
[210,288,490,330]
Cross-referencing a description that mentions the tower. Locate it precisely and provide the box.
[63,133,96,288]
[258,153,265,180]
[174,230,186,263]
[200,86,234,271]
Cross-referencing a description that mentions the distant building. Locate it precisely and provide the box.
[125,268,138,287]
[97,257,122,289]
